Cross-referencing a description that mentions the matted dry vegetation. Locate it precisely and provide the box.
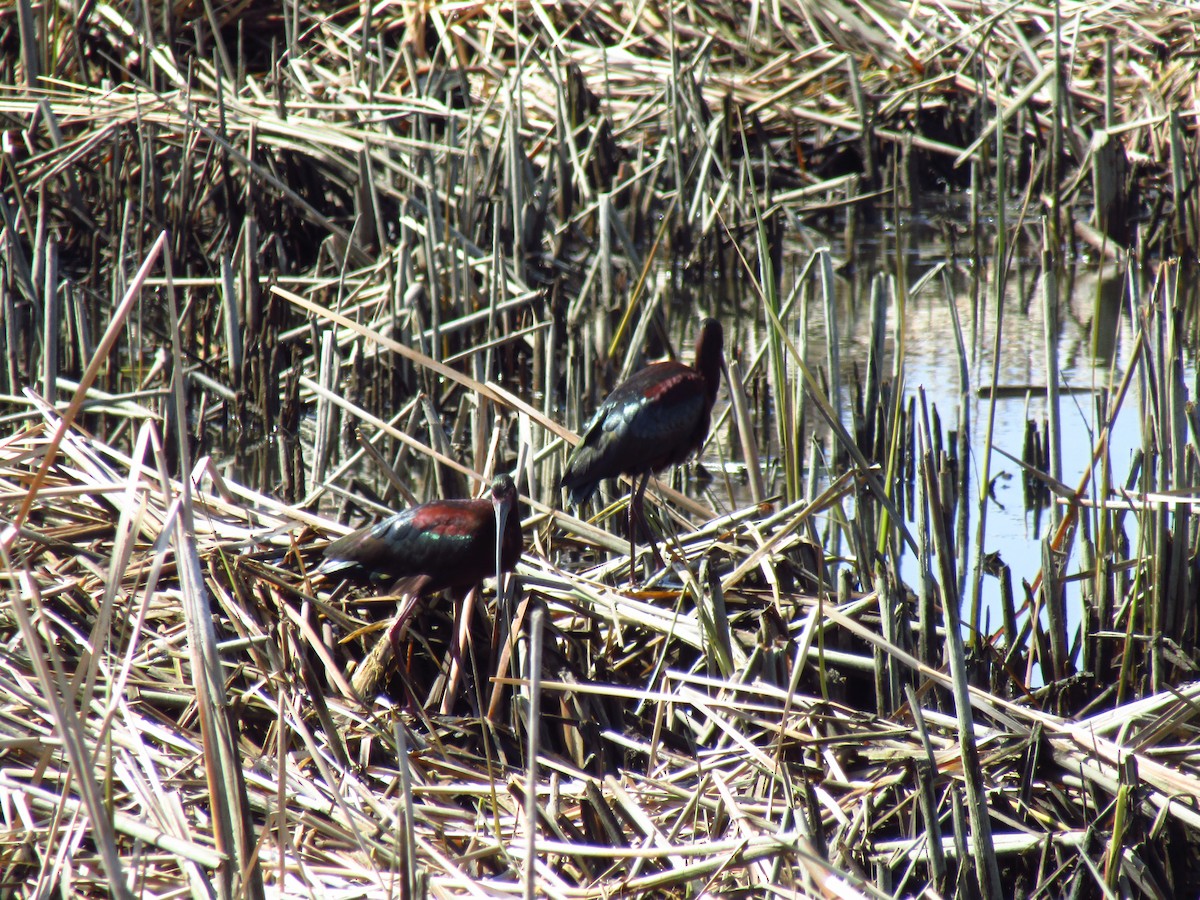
[3,1,1200,897]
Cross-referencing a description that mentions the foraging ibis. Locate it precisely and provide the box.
[560,318,724,579]
[319,473,522,596]
[318,474,523,698]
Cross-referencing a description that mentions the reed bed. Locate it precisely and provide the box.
[3,0,1200,896]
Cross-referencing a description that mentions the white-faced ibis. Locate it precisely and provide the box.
[560,318,724,580]
[318,474,523,696]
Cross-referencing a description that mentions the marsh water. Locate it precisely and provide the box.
[737,197,1168,659]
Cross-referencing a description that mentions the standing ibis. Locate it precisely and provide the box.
[318,474,523,697]
[560,318,724,580]
[319,473,522,593]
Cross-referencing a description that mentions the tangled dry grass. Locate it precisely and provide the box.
[3,1,1200,897]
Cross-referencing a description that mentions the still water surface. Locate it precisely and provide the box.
[730,203,1163,664]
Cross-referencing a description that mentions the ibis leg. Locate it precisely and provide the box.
[632,473,667,584]
[628,475,648,588]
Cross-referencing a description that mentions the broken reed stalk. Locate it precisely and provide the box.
[159,242,266,899]
[1041,223,1063,529]
[918,388,1002,899]
[966,89,1007,646]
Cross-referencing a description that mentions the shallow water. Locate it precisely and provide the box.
[725,199,1173,669]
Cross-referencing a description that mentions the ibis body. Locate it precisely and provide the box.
[560,318,724,578]
[319,474,522,596]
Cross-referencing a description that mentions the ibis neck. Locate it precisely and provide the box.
[694,320,725,405]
